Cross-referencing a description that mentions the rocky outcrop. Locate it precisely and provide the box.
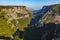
[0,6,31,37]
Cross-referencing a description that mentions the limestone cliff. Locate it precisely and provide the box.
[0,6,31,37]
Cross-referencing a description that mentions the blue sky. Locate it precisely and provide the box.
[0,0,60,10]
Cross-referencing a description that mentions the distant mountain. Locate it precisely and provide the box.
[26,7,36,16]
[30,10,39,17]
[32,6,52,16]
[27,7,34,12]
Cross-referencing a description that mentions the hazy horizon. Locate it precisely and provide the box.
[0,0,60,10]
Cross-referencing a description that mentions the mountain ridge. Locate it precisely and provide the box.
[39,4,60,24]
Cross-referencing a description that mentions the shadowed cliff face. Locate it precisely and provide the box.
[24,23,60,40]
[0,6,31,37]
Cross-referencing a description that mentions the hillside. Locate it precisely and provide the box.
[0,6,32,37]
[39,4,60,24]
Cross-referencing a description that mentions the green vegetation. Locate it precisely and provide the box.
[14,36,20,40]
[0,17,14,37]
[0,12,14,37]
[17,13,25,17]
[11,19,16,26]
[17,18,31,31]
[0,6,32,40]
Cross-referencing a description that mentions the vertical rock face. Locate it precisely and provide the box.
[0,6,31,37]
